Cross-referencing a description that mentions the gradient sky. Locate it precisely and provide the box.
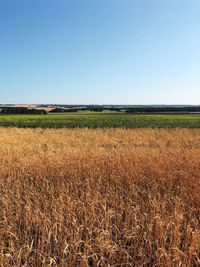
[0,0,200,104]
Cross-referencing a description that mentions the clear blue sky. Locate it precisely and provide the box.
[1,0,200,105]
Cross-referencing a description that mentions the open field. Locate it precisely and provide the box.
[1,113,200,128]
[0,128,199,266]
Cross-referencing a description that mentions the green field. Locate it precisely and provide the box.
[1,113,200,128]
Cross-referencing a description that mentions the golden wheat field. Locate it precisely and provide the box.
[0,128,200,266]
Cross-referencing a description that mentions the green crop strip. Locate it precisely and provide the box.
[0,114,200,128]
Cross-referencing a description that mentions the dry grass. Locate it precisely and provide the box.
[0,128,199,266]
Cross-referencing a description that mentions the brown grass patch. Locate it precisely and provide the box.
[0,128,199,266]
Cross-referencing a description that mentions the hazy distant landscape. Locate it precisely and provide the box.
[1,104,200,129]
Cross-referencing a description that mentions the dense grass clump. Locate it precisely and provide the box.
[0,128,200,266]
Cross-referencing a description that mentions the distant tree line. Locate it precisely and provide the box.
[49,108,78,113]
[49,107,122,113]
[87,106,121,112]
[89,107,103,112]
[2,106,199,115]
[125,107,200,113]
[0,107,47,114]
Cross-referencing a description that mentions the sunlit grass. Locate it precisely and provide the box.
[0,128,199,266]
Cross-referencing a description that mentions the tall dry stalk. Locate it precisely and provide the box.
[0,128,199,266]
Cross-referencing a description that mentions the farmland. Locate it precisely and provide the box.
[1,112,200,128]
[0,128,199,266]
